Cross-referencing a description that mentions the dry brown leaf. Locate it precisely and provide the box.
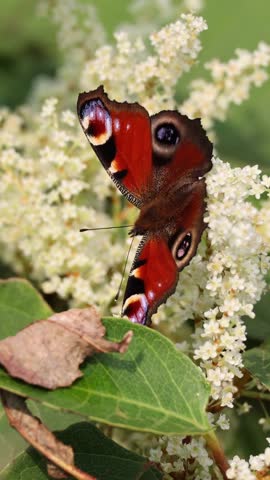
[0,390,95,480]
[0,307,133,389]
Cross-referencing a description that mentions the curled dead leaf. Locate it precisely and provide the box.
[0,390,95,480]
[0,307,133,389]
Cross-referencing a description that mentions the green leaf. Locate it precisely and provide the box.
[0,422,162,480]
[0,278,52,339]
[0,278,211,436]
[0,400,83,472]
[244,343,270,389]
[27,400,83,432]
[0,403,27,472]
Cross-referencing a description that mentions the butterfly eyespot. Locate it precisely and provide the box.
[155,123,180,146]
[79,98,112,146]
[176,233,192,260]
[151,112,183,165]
[170,232,193,268]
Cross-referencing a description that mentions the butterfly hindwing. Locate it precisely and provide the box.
[123,179,208,325]
[122,236,178,324]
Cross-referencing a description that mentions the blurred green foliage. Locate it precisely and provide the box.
[0,0,57,107]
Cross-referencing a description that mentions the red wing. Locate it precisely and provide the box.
[122,237,178,325]
[77,86,152,206]
[150,111,212,193]
[122,179,207,325]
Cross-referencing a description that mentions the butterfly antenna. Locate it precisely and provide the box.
[114,236,135,302]
[80,225,133,232]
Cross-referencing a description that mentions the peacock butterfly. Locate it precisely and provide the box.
[77,86,213,325]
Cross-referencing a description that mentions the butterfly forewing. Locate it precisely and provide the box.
[77,86,153,206]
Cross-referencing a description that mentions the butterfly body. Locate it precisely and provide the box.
[77,86,213,325]
[132,178,201,236]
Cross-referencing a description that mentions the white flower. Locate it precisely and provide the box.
[194,341,217,361]
[207,368,225,387]
[264,447,270,465]
[227,440,270,479]
[249,454,265,471]
[201,319,221,338]
[81,13,207,113]
[237,402,252,415]
[149,435,213,478]
[61,110,76,126]
[216,414,230,430]
[149,445,162,462]
[227,456,256,480]
[181,43,270,136]
[40,97,58,118]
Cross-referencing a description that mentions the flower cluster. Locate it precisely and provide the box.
[149,435,213,480]
[154,159,270,408]
[181,42,270,137]
[0,100,127,311]
[80,14,207,113]
[145,412,230,479]
[119,0,205,39]
[227,439,270,479]
[192,160,269,407]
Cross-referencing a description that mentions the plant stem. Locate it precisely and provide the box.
[242,390,270,401]
[205,431,229,480]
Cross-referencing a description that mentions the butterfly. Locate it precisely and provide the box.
[77,86,213,325]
